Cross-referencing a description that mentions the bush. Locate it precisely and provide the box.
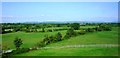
[56,32,62,41]
[86,28,95,32]
[47,29,53,32]
[43,35,55,45]
[12,48,30,54]
[37,41,46,48]
[63,34,70,39]
[95,24,112,31]
[64,28,77,39]
[78,29,86,35]
[71,23,80,30]
[14,37,23,50]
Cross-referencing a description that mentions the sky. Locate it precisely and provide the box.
[2,2,118,23]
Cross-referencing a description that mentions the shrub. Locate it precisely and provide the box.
[47,29,53,32]
[37,41,46,48]
[64,28,77,39]
[56,32,62,41]
[11,48,30,54]
[14,37,23,50]
[78,29,86,35]
[43,35,55,45]
[86,28,95,32]
[71,23,80,30]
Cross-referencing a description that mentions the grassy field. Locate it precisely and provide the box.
[16,47,118,56]
[2,30,67,49]
[14,27,118,56]
[2,26,96,49]
[47,27,118,47]
[2,26,118,56]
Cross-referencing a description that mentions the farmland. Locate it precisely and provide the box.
[1,23,119,56]
[2,25,96,49]
[15,27,118,56]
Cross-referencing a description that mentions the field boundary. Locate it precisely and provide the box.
[39,44,119,49]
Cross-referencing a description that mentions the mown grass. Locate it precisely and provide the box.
[2,26,118,56]
[15,27,118,56]
[46,27,118,47]
[15,47,118,56]
[2,30,67,49]
[2,26,96,49]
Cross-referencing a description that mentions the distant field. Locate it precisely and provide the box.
[15,27,118,56]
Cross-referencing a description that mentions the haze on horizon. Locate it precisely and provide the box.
[2,2,118,23]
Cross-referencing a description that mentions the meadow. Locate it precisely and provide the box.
[2,26,95,49]
[2,24,118,56]
[14,27,118,56]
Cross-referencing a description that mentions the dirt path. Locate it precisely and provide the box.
[40,44,119,49]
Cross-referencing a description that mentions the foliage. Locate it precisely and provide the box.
[56,32,62,41]
[71,23,80,30]
[86,28,95,32]
[37,41,46,48]
[12,48,30,54]
[78,29,86,35]
[64,28,76,39]
[14,37,23,50]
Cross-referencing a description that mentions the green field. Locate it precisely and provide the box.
[2,26,96,49]
[2,30,67,49]
[2,26,118,56]
[16,47,118,56]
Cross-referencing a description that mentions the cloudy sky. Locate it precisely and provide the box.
[2,2,118,23]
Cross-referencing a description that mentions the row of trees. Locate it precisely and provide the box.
[2,22,113,34]
[37,32,62,47]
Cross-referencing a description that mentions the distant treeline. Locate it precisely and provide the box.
[1,23,118,34]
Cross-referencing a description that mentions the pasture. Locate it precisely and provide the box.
[15,27,118,56]
[2,25,118,56]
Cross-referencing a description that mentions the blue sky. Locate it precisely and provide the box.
[2,2,118,23]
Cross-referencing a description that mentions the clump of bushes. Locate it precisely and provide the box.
[86,28,95,32]
[64,28,77,39]
[78,29,86,35]
[70,23,80,30]
[95,24,112,31]
[37,32,62,48]
[11,48,30,54]
[47,29,53,32]
[37,41,46,48]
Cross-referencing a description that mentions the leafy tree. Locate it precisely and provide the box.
[78,29,86,35]
[43,35,49,45]
[66,23,70,27]
[37,41,46,47]
[86,28,95,32]
[56,24,61,27]
[64,28,76,39]
[71,23,80,30]
[42,27,45,32]
[56,32,62,41]
[96,24,111,31]
[14,37,23,50]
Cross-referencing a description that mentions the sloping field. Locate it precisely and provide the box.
[1,26,96,49]
[15,27,118,56]
[2,30,67,49]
